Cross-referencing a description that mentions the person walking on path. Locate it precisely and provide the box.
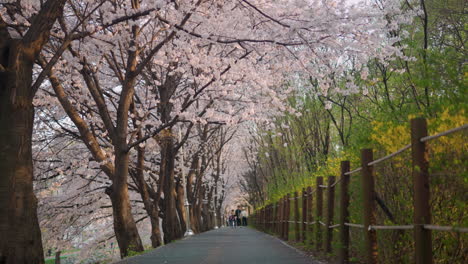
[241,208,248,226]
[229,210,237,228]
[235,206,242,227]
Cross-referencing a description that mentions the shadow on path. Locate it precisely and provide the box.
[115,227,322,264]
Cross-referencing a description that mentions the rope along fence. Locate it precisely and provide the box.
[250,118,467,264]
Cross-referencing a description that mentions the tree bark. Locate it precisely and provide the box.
[54,251,61,264]
[176,178,187,234]
[131,145,163,248]
[0,1,66,262]
[107,146,144,258]
[186,156,200,233]
[160,132,183,243]
[0,40,44,264]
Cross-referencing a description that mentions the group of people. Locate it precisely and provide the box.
[228,206,248,228]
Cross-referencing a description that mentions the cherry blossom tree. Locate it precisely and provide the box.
[0,1,69,262]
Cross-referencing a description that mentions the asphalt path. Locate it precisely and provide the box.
[115,227,321,264]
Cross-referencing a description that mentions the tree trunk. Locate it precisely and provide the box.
[140,197,163,249]
[107,148,143,258]
[186,156,199,233]
[131,146,163,248]
[175,178,187,234]
[195,186,204,232]
[0,40,45,264]
[140,200,163,248]
[201,202,210,232]
[160,132,182,243]
[189,205,199,234]
[54,251,61,264]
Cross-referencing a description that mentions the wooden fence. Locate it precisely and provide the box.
[251,118,467,264]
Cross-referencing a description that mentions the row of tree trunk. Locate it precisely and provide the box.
[0,1,228,262]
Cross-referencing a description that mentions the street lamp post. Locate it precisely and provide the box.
[184,199,194,236]
[213,195,219,229]
[214,211,219,229]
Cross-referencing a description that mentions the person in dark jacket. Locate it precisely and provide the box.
[235,206,242,227]
[229,210,237,228]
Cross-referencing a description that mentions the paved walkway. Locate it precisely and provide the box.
[116,227,320,264]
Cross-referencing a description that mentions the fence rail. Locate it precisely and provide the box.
[251,118,467,264]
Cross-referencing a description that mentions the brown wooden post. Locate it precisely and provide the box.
[269,204,273,231]
[302,188,307,243]
[255,210,258,227]
[276,200,280,234]
[271,204,274,231]
[268,205,271,231]
[325,176,336,253]
[260,207,264,229]
[307,186,314,245]
[261,208,263,229]
[411,118,433,264]
[276,199,282,237]
[257,208,261,229]
[361,149,378,264]
[257,208,260,228]
[281,195,287,239]
[285,193,291,241]
[281,196,286,239]
[339,161,350,264]
[268,203,275,232]
[294,191,300,241]
[276,201,280,235]
[55,251,61,264]
[280,197,285,239]
[316,177,323,251]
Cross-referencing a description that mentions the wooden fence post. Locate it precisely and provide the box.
[273,202,276,233]
[325,176,336,253]
[269,204,272,231]
[259,208,262,229]
[266,206,269,231]
[282,196,287,240]
[269,205,272,231]
[275,202,278,233]
[260,208,264,230]
[271,204,274,231]
[339,161,350,264]
[55,250,61,264]
[307,186,314,245]
[361,149,378,264]
[316,176,323,251]
[411,118,433,264]
[285,193,291,241]
[295,191,300,241]
[276,200,281,235]
[281,196,285,239]
[276,199,282,237]
[281,196,286,239]
[302,188,307,243]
